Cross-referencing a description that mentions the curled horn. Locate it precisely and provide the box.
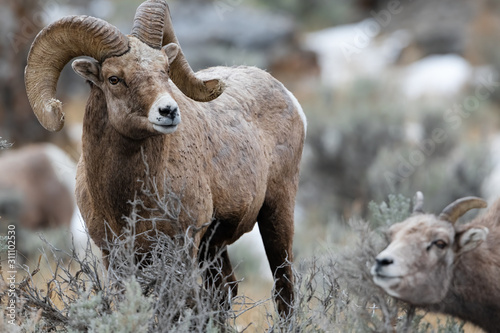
[131,0,225,102]
[438,197,487,224]
[413,191,425,214]
[25,16,129,131]
[130,0,166,49]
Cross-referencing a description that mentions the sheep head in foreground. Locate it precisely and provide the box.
[372,192,500,332]
[24,0,306,317]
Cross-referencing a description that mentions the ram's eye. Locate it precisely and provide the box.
[108,76,120,85]
[434,240,447,249]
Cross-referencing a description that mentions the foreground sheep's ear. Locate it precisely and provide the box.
[72,59,102,86]
[457,227,489,254]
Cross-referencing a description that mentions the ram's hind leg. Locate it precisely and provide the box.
[257,192,295,317]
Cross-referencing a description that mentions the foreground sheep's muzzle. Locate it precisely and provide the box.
[371,252,404,298]
[371,257,394,277]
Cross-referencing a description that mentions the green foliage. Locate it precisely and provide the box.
[68,278,153,333]
[67,291,105,332]
[368,193,411,228]
[367,141,491,214]
[0,310,41,333]
[302,75,492,228]
[435,316,466,333]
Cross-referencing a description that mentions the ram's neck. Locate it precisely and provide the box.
[431,239,500,332]
[81,87,166,230]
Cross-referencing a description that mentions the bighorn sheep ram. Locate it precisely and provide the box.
[24,0,305,316]
[371,192,500,332]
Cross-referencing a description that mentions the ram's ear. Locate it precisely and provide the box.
[72,59,102,86]
[163,43,179,64]
[456,227,489,254]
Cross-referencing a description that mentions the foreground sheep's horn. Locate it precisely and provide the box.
[25,16,129,131]
[131,0,224,102]
[438,197,487,223]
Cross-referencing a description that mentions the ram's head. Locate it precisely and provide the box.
[25,0,224,139]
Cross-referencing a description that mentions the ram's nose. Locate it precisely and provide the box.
[159,105,178,119]
[149,93,181,127]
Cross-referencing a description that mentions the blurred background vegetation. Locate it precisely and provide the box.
[2,0,500,331]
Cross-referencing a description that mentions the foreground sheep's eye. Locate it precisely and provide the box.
[108,76,120,85]
[434,240,447,249]
[160,69,170,78]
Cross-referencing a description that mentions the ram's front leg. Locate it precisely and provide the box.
[198,230,237,330]
[198,225,238,303]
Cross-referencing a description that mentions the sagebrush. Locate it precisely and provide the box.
[0,193,468,332]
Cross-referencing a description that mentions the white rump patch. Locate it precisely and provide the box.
[282,85,307,134]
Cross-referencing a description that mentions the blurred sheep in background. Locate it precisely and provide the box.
[0,144,73,230]
[0,144,85,260]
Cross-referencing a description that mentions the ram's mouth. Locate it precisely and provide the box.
[152,123,178,134]
[372,274,401,282]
